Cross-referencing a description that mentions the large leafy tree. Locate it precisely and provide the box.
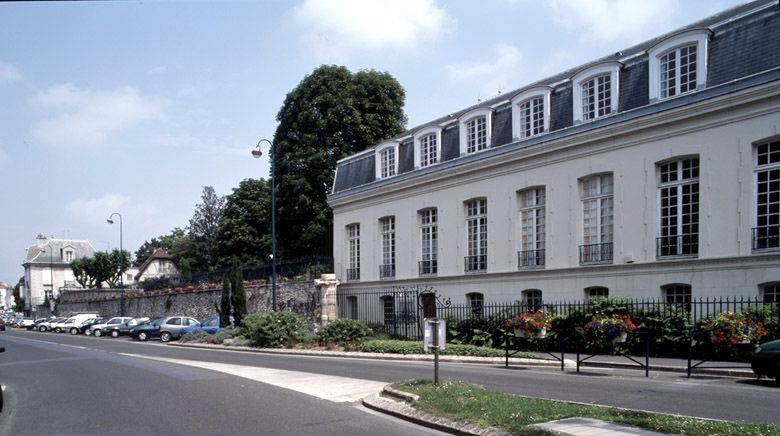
[214,178,272,267]
[272,65,407,258]
[187,186,225,271]
[134,228,187,267]
[71,249,131,289]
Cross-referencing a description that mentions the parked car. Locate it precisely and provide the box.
[75,317,107,335]
[101,317,148,338]
[179,315,220,336]
[90,317,133,337]
[50,318,73,333]
[28,318,49,331]
[59,313,101,335]
[751,339,780,386]
[129,316,200,342]
[37,317,66,333]
[18,318,35,328]
[0,318,5,331]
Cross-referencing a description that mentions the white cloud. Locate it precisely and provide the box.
[30,84,166,146]
[0,61,20,85]
[65,193,159,227]
[446,43,522,99]
[293,0,453,59]
[545,0,680,43]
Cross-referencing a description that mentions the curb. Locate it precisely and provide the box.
[361,386,513,436]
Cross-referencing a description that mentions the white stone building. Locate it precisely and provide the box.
[328,0,780,308]
[22,235,96,311]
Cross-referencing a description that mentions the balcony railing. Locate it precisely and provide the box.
[379,264,396,279]
[418,259,437,275]
[753,225,780,250]
[464,255,487,272]
[518,249,545,268]
[346,268,360,281]
[656,234,699,258]
[579,242,613,264]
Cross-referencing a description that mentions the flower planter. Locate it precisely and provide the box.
[611,332,628,343]
[514,327,547,339]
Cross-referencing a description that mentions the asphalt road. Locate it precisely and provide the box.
[2,328,780,433]
[0,330,445,436]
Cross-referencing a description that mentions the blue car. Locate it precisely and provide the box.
[180,315,220,335]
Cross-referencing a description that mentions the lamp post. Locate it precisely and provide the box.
[107,212,125,316]
[252,138,277,311]
[39,246,54,314]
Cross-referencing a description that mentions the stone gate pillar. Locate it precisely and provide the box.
[314,273,340,324]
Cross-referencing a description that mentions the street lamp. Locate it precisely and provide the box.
[253,138,277,311]
[40,246,54,310]
[107,212,125,316]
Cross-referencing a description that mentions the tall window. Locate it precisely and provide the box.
[380,147,396,178]
[663,284,692,309]
[581,74,611,121]
[660,45,697,99]
[419,209,438,275]
[347,224,360,281]
[467,292,484,318]
[762,283,780,304]
[466,116,488,154]
[381,296,395,327]
[465,199,488,272]
[586,287,609,299]
[658,158,699,257]
[379,217,395,279]
[523,289,543,311]
[419,133,438,167]
[519,97,544,138]
[518,187,545,268]
[754,140,780,250]
[581,174,613,263]
[64,250,74,262]
[346,296,358,320]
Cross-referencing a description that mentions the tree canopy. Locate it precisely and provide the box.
[272,65,407,258]
[134,228,187,267]
[71,249,131,289]
[187,186,225,271]
[214,178,272,267]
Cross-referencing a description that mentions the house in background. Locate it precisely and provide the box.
[22,234,96,312]
[329,0,780,308]
[0,282,11,311]
[135,248,179,283]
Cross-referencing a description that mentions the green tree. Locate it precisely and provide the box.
[134,228,187,267]
[230,267,247,328]
[214,178,272,267]
[272,65,407,258]
[187,186,225,272]
[220,273,231,328]
[71,257,98,288]
[71,249,130,289]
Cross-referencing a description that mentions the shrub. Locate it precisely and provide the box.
[231,336,251,347]
[180,330,210,343]
[242,311,308,348]
[212,327,238,345]
[358,339,536,358]
[317,319,373,343]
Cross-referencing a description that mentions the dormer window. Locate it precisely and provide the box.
[511,87,551,140]
[459,108,492,155]
[414,126,441,168]
[375,141,399,179]
[648,29,710,101]
[572,62,621,123]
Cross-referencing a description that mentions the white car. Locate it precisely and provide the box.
[88,317,133,337]
[59,313,100,335]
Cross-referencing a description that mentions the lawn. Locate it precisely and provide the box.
[393,380,780,436]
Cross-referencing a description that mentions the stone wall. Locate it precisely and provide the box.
[40,280,324,327]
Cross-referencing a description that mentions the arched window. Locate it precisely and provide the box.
[467,292,484,317]
[522,289,543,311]
[662,284,691,310]
[585,287,609,300]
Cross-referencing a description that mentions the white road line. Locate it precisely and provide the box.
[119,353,387,403]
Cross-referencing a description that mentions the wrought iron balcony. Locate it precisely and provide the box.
[518,249,545,268]
[579,242,613,264]
[379,264,396,279]
[464,255,487,272]
[346,268,360,281]
[656,234,698,258]
[418,259,437,275]
[753,225,780,250]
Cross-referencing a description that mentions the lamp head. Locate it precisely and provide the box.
[251,148,262,159]
[106,218,114,224]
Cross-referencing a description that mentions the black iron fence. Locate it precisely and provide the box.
[337,287,780,341]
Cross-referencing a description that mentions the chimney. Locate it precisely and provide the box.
[35,233,48,248]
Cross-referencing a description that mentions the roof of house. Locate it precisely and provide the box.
[330,0,780,198]
[135,248,174,279]
[23,238,96,266]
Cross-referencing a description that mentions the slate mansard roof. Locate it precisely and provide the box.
[23,238,96,266]
[331,0,780,199]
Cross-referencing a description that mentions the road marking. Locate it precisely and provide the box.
[119,353,387,403]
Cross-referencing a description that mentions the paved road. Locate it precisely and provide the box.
[2,329,779,431]
[0,330,444,436]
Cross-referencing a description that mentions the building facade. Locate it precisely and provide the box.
[329,0,780,306]
[22,234,97,312]
[135,248,179,283]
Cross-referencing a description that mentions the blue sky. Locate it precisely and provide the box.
[0,0,745,284]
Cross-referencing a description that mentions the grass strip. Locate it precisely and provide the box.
[393,380,780,436]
